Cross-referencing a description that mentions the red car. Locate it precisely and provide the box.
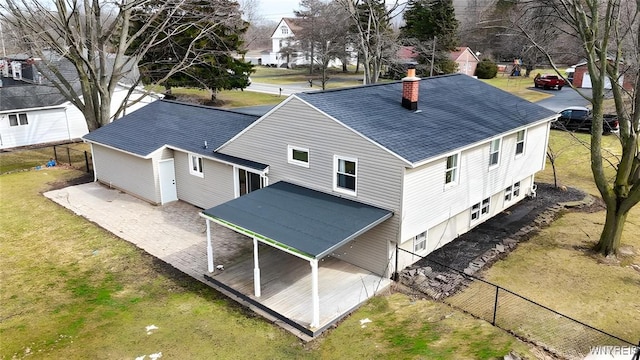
[534,74,566,90]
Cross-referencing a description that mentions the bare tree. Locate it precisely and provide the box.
[338,0,403,84]
[1,0,244,131]
[294,0,351,89]
[517,0,640,256]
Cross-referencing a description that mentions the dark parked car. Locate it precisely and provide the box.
[552,106,619,133]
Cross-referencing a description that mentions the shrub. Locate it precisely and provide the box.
[475,59,498,79]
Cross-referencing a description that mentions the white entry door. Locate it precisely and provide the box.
[159,159,178,204]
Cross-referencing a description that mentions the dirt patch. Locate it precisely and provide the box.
[45,170,94,191]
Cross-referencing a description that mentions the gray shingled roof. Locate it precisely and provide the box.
[296,73,557,164]
[1,51,139,112]
[0,81,69,111]
[84,100,266,169]
[202,181,393,259]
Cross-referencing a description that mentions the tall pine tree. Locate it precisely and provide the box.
[131,0,252,102]
[400,0,459,75]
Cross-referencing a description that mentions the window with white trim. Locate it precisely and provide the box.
[287,145,309,167]
[471,203,481,221]
[481,198,490,215]
[489,138,501,167]
[471,197,491,222]
[513,181,521,197]
[505,181,521,202]
[515,130,526,156]
[505,185,513,202]
[189,154,204,177]
[8,113,28,126]
[445,153,459,185]
[281,26,288,35]
[334,155,357,194]
[414,231,427,252]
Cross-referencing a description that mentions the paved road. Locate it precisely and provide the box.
[246,82,313,96]
[533,86,593,112]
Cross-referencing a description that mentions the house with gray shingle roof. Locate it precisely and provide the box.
[83,71,558,338]
[0,55,156,149]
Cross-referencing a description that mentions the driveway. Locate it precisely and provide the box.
[534,86,593,112]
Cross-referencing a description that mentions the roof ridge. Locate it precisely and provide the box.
[160,99,260,118]
[300,73,464,96]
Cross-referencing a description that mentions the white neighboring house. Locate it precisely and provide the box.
[0,56,157,149]
[265,18,355,68]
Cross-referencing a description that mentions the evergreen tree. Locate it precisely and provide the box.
[131,0,252,101]
[401,0,459,52]
[399,0,459,76]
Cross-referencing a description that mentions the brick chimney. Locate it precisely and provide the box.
[401,66,420,110]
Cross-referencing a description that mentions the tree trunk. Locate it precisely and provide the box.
[594,205,628,256]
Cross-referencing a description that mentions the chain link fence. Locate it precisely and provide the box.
[398,248,637,359]
[0,142,91,174]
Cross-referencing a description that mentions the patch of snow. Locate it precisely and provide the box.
[135,356,146,360]
[359,318,372,328]
[145,324,159,335]
[149,352,162,360]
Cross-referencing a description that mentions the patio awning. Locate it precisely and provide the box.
[201,181,393,260]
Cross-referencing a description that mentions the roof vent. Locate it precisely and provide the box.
[401,65,420,110]
[203,140,208,149]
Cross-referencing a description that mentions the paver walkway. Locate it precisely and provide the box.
[44,182,252,281]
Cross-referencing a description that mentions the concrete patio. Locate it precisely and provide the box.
[44,182,389,339]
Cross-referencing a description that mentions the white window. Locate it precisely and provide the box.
[481,198,490,215]
[287,145,309,168]
[237,168,263,196]
[334,155,357,195]
[8,113,28,126]
[515,130,526,156]
[414,231,427,252]
[189,154,204,177]
[504,185,512,202]
[471,203,481,221]
[281,26,288,35]
[513,181,521,197]
[505,182,521,202]
[445,153,459,185]
[489,138,501,167]
[471,197,491,222]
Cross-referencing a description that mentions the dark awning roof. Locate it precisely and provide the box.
[202,181,393,259]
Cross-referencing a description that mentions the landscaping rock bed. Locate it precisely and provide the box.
[400,183,596,300]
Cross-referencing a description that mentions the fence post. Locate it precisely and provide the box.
[66,147,71,165]
[492,286,499,326]
[84,151,90,172]
[53,145,58,163]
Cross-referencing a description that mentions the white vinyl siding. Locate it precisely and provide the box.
[400,122,549,244]
[219,97,404,276]
[0,107,89,149]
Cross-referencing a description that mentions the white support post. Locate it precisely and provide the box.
[253,237,261,297]
[310,259,320,328]
[206,219,214,273]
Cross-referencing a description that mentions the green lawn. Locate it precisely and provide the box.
[0,169,538,359]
